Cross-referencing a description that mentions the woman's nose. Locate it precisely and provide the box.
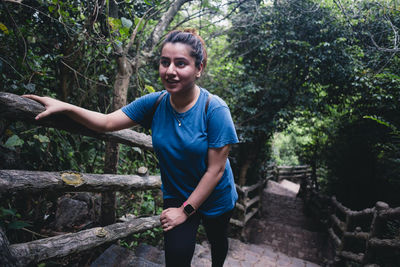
[166,63,176,75]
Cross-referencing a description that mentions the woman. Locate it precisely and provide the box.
[24,29,238,267]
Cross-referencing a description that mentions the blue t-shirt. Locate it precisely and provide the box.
[121,88,239,217]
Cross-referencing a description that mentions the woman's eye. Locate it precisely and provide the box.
[160,60,169,67]
[176,61,186,67]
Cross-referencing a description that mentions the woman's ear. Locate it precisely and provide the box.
[196,63,203,78]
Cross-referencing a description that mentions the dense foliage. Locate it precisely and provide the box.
[0,0,399,247]
[217,0,400,208]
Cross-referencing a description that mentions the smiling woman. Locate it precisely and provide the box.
[23,28,239,267]
[159,42,201,111]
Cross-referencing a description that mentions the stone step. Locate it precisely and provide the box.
[241,180,330,264]
[192,238,321,267]
[244,219,327,264]
[90,244,164,267]
[262,181,323,231]
[92,238,321,267]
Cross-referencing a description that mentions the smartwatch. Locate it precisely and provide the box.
[183,202,195,217]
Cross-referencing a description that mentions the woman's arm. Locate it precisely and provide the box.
[160,145,230,231]
[23,95,136,132]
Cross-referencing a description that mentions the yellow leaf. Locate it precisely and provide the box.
[145,84,155,93]
[61,172,85,187]
[0,23,9,35]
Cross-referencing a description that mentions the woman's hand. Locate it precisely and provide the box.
[22,95,70,120]
[160,207,188,232]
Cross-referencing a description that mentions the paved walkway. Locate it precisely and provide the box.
[192,238,320,267]
[92,179,327,266]
[244,180,329,264]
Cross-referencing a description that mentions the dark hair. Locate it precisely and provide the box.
[161,29,207,71]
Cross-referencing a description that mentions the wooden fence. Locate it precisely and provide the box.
[231,162,399,266]
[0,92,161,266]
[230,164,311,228]
[301,169,400,266]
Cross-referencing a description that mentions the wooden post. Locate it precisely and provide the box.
[0,227,17,267]
[363,201,389,265]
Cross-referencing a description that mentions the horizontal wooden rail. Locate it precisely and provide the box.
[236,180,265,195]
[0,92,153,150]
[339,251,363,263]
[380,206,400,218]
[0,170,161,195]
[276,165,310,170]
[369,238,400,248]
[278,169,311,174]
[9,216,161,266]
[343,231,369,241]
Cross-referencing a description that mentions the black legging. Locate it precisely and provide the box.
[163,198,233,267]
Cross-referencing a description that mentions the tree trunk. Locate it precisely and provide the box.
[101,56,132,226]
[100,0,192,225]
[238,157,252,186]
[142,0,192,58]
[237,139,263,186]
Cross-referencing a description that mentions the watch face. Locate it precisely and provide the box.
[184,204,195,215]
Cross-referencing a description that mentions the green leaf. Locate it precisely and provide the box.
[119,28,129,39]
[4,135,24,148]
[34,134,50,143]
[1,208,16,217]
[144,0,153,6]
[99,74,108,84]
[121,17,133,29]
[23,83,36,92]
[8,220,32,230]
[145,84,155,93]
[108,17,122,31]
[132,147,142,154]
[134,17,145,32]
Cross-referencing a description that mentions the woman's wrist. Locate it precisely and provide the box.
[182,201,196,217]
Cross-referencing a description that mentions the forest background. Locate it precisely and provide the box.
[0,0,399,247]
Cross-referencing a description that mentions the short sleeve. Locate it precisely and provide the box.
[121,91,163,129]
[207,106,239,148]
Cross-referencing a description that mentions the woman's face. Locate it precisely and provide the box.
[159,42,202,95]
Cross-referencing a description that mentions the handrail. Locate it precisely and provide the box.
[0,169,161,195]
[0,92,153,150]
[9,216,161,266]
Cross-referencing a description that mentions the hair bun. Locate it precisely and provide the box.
[183,28,198,35]
[161,28,208,71]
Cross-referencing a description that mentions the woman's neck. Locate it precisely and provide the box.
[170,85,200,113]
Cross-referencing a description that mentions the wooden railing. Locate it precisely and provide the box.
[302,169,400,266]
[0,93,161,266]
[231,162,399,266]
[230,179,267,228]
[230,164,311,228]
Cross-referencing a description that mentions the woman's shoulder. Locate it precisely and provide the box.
[131,90,167,107]
[200,88,228,110]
